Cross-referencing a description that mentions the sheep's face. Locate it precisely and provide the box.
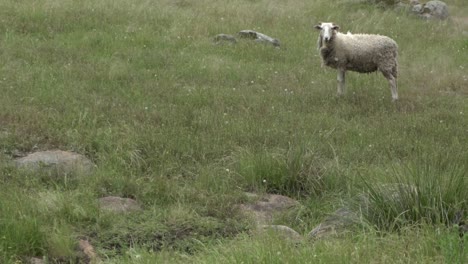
[315,22,339,44]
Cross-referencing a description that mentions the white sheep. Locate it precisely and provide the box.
[314,22,399,101]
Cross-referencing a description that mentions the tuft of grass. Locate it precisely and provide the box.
[90,207,248,258]
[46,222,77,259]
[358,153,467,231]
[191,227,467,264]
[233,146,343,197]
[0,188,46,261]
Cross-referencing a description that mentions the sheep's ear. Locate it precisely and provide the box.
[332,24,340,30]
[314,24,322,30]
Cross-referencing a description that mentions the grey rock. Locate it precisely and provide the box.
[308,184,418,239]
[411,1,449,20]
[422,0,449,20]
[78,239,100,263]
[308,207,359,239]
[15,150,95,176]
[454,211,467,234]
[238,193,299,225]
[411,3,424,13]
[99,196,142,213]
[29,257,45,264]
[259,225,302,241]
[238,30,280,47]
[214,34,237,44]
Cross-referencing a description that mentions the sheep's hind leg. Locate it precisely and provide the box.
[389,77,398,101]
[337,70,346,96]
[382,71,398,101]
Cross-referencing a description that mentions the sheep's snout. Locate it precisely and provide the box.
[322,29,332,43]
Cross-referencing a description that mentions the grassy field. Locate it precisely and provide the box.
[1,0,467,263]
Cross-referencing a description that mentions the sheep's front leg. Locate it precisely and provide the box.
[337,69,346,96]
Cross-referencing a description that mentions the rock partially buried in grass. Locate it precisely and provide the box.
[78,239,100,264]
[31,238,102,264]
[238,193,299,225]
[98,196,142,213]
[213,34,237,44]
[308,207,359,239]
[308,184,420,239]
[259,225,302,241]
[28,257,45,264]
[411,0,449,20]
[15,150,95,176]
[238,30,281,47]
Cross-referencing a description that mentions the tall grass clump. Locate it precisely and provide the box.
[0,188,46,262]
[234,146,343,197]
[358,154,467,231]
[192,228,467,264]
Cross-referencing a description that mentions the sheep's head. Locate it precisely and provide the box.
[314,22,340,47]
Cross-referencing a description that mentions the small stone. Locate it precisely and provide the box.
[29,257,45,264]
[213,34,237,44]
[308,184,420,239]
[411,3,423,13]
[308,207,359,239]
[238,30,281,47]
[238,193,299,225]
[78,239,100,263]
[99,196,142,213]
[15,150,95,176]
[259,225,302,241]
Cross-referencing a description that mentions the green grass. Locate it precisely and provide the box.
[0,0,467,262]
[357,153,467,231]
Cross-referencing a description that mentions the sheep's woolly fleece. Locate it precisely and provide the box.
[320,32,398,76]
